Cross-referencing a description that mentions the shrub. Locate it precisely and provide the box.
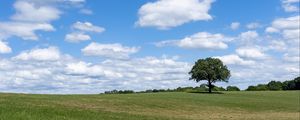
[267,81,282,90]
[226,86,240,91]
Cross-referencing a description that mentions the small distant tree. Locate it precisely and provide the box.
[226,86,240,91]
[189,58,231,93]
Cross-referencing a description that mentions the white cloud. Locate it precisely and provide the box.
[20,0,86,6]
[72,21,105,33]
[267,40,287,51]
[82,42,140,59]
[0,22,55,40]
[14,46,61,61]
[283,53,299,62]
[79,9,93,15]
[230,22,240,30]
[11,1,61,22]
[266,15,299,45]
[239,31,259,40]
[136,0,214,29]
[156,32,232,50]
[282,0,300,12]
[236,47,266,59]
[68,0,85,3]
[0,46,194,94]
[246,22,261,29]
[0,41,12,54]
[271,16,299,30]
[65,61,123,79]
[238,31,259,45]
[214,54,255,66]
[65,21,105,43]
[65,32,91,43]
[282,29,300,41]
[265,27,279,33]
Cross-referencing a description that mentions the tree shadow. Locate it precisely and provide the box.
[188,91,224,94]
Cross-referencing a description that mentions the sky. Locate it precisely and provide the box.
[0,0,299,94]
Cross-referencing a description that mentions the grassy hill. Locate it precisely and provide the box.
[0,91,299,120]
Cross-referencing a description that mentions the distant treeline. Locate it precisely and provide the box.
[103,85,240,94]
[246,76,300,91]
[103,76,300,94]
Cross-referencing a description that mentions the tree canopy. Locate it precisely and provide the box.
[189,57,231,93]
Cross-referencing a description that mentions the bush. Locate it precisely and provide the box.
[246,84,268,91]
[282,77,300,90]
[267,81,282,90]
[212,86,226,91]
[226,86,240,91]
[246,86,256,91]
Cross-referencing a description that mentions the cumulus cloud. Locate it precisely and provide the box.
[265,16,299,63]
[0,22,55,40]
[214,54,255,66]
[270,16,300,43]
[14,46,61,61]
[283,53,299,62]
[136,0,214,29]
[230,22,240,30]
[282,0,300,12]
[81,42,140,59]
[236,47,266,59]
[265,27,279,33]
[72,21,105,33]
[270,16,299,30]
[65,21,105,43]
[238,31,259,45]
[0,41,12,54]
[79,8,93,15]
[214,51,299,89]
[266,40,287,51]
[266,16,300,43]
[156,32,232,50]
[246,22,261,29]
[0,0,75,42]
[65,32,91,43]
[217,15,299,88]
[11,1,61,22]
[0,46,194,94]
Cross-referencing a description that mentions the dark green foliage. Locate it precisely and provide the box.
[189,57,231,93]
[104,90,134,94]
[267,81,283,90]
[282,77,300,90]
[152,89,159,92]
[226,86,240,91]
[246,84,268,91]
[246,86,257,91]
[176,87,193,92]
[256,84,269,91]
[246,76,300,91]
[212,86,226,91]
[195,84,209,91]
[103,76,299,94]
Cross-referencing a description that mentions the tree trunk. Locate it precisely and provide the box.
[208,80,212,93]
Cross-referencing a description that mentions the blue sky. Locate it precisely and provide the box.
[0,0,299,94]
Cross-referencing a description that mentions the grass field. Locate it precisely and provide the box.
[0,91,299,120]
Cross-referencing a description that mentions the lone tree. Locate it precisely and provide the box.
[189,57,230,93]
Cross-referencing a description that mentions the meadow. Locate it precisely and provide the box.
[0,91,299,120]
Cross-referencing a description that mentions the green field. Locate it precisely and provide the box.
[0,91,299,120]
